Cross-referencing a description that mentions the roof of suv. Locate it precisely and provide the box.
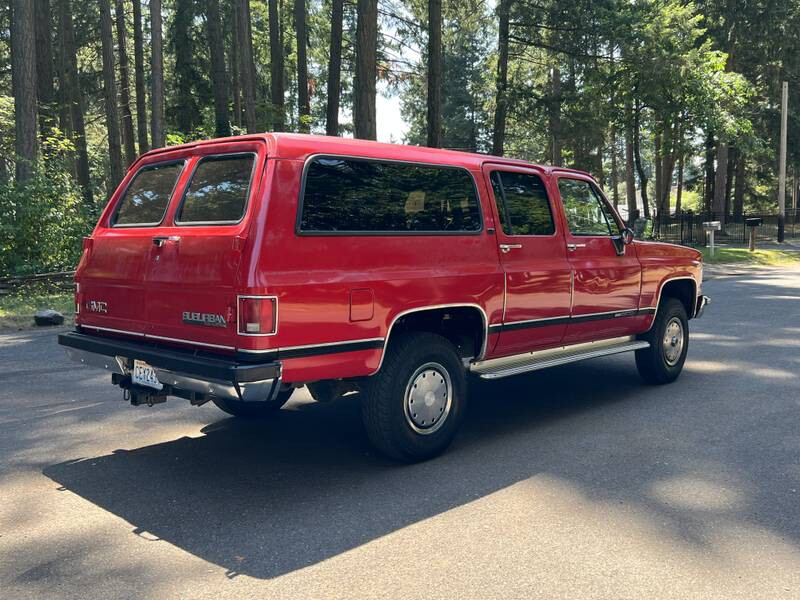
[142,132,593,178]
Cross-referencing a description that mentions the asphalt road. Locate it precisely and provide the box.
[1,267,800,599]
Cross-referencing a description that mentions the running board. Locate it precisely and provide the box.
[470,336,650,380]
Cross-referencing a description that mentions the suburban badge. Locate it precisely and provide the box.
[182,311,227,328]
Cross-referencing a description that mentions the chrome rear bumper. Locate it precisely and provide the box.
[59,331,281,403]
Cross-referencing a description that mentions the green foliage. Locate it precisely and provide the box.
[0,132,98,276]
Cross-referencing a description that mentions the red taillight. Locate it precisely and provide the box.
[82,237,93,251]
[75,282,83,317]
[238,296,277,335]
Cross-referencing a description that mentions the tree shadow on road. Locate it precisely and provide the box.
[41,270,800,579]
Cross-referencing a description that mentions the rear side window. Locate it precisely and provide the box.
[177,154,255,224]
[299,157,482,233]
[113,162,183,226]
[489,171,555,235]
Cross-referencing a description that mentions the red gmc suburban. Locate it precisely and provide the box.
[59,133,709,462]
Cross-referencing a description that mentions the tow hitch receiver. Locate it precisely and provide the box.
[112,373,167,406]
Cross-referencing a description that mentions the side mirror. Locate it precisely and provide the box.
[621,227,635,245]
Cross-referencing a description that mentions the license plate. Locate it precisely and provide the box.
[132,360,163,390]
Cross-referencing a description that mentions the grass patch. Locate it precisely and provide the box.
[0,282,74,330]
[700,246,800,265]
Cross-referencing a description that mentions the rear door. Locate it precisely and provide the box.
[556,175,642,344]
[483,165,572,355]
[77,160,186,337]
[143,143,266,351]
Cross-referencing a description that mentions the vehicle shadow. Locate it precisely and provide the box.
[41,271,800,580]
[43,360,646,579]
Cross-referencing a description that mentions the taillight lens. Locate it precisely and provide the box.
[238,296,277,335]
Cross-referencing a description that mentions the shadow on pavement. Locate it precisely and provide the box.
[41,270,800,579]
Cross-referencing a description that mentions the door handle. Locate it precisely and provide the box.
[567,243,587,251]
[152,236,181,247]
[499,244,522,253]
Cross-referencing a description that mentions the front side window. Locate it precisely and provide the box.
[177,154,255,224]
[113,162,183,226]
[299,157,482,233]
[559,178,614,236]
[490,171,555,235]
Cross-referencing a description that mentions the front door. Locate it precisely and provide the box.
[484,165,572,356]
[556,176,642,344]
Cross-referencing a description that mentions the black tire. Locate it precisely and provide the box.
[636,298,689,384]
[307,381,340,403]
[212,387,294,418]
[361,332,467,462]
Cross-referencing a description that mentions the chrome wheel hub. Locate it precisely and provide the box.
[404,362,452,435]
[662,317,685,366]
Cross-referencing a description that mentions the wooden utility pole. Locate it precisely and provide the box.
[778,81,788,242]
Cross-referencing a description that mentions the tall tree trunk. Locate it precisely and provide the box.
[294,0,310,132]
[733,149,745,219]
[675,150,684,213]
[57,0,92,202]
[632,104,649,219]
[703,133,715,214]
[654,131,662,221]
[207,0,230,137]
[115,0,137,166]
[230,0,242,128]
[426,0,442,148]
[11,0,38,182]
[713,141,728,228]
[325,0,343,136]
[354,0,378,140]
[624,102,637,222]
[268,0,285,131]
[610,129,619,208]
[100,0,124,191]
[724,147,735,217]
[174,0,196,133]
[54,23,72,141]
[132,0,148,152]
[549,65,562,166]
[150,0,165,148]
[34,0,56,138]
[491,0,510,156]
[236,0,257,133]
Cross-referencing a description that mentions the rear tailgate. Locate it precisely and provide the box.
[77,140,267,352]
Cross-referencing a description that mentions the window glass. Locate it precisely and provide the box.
[177,155,254,223]
[113,162,183,226]
[300,157,481,233]
[559,178,613,236]
[490,171,554,235]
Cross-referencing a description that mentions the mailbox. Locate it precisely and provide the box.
[703,221,721,231]
[746,217,763,227]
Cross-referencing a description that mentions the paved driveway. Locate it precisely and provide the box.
[1,268,799,599]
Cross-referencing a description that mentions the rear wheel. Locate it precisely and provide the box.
[212,388,294,418]
[636,298,689,384]
[361,332,466,462]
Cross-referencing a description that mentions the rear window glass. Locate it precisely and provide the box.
[177,154,255,224]
[299,157,482,233]
[113,162,183,226]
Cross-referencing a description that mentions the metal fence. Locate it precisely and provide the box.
[650,210,800,246]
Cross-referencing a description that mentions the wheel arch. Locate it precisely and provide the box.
[655,276,698,319]
[371,304,488,375]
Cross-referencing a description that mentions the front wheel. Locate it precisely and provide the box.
[361,332,467,462]
[635,298,689,384]
[212,387,294,418]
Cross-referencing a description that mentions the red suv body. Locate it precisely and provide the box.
[60,133,708,461]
